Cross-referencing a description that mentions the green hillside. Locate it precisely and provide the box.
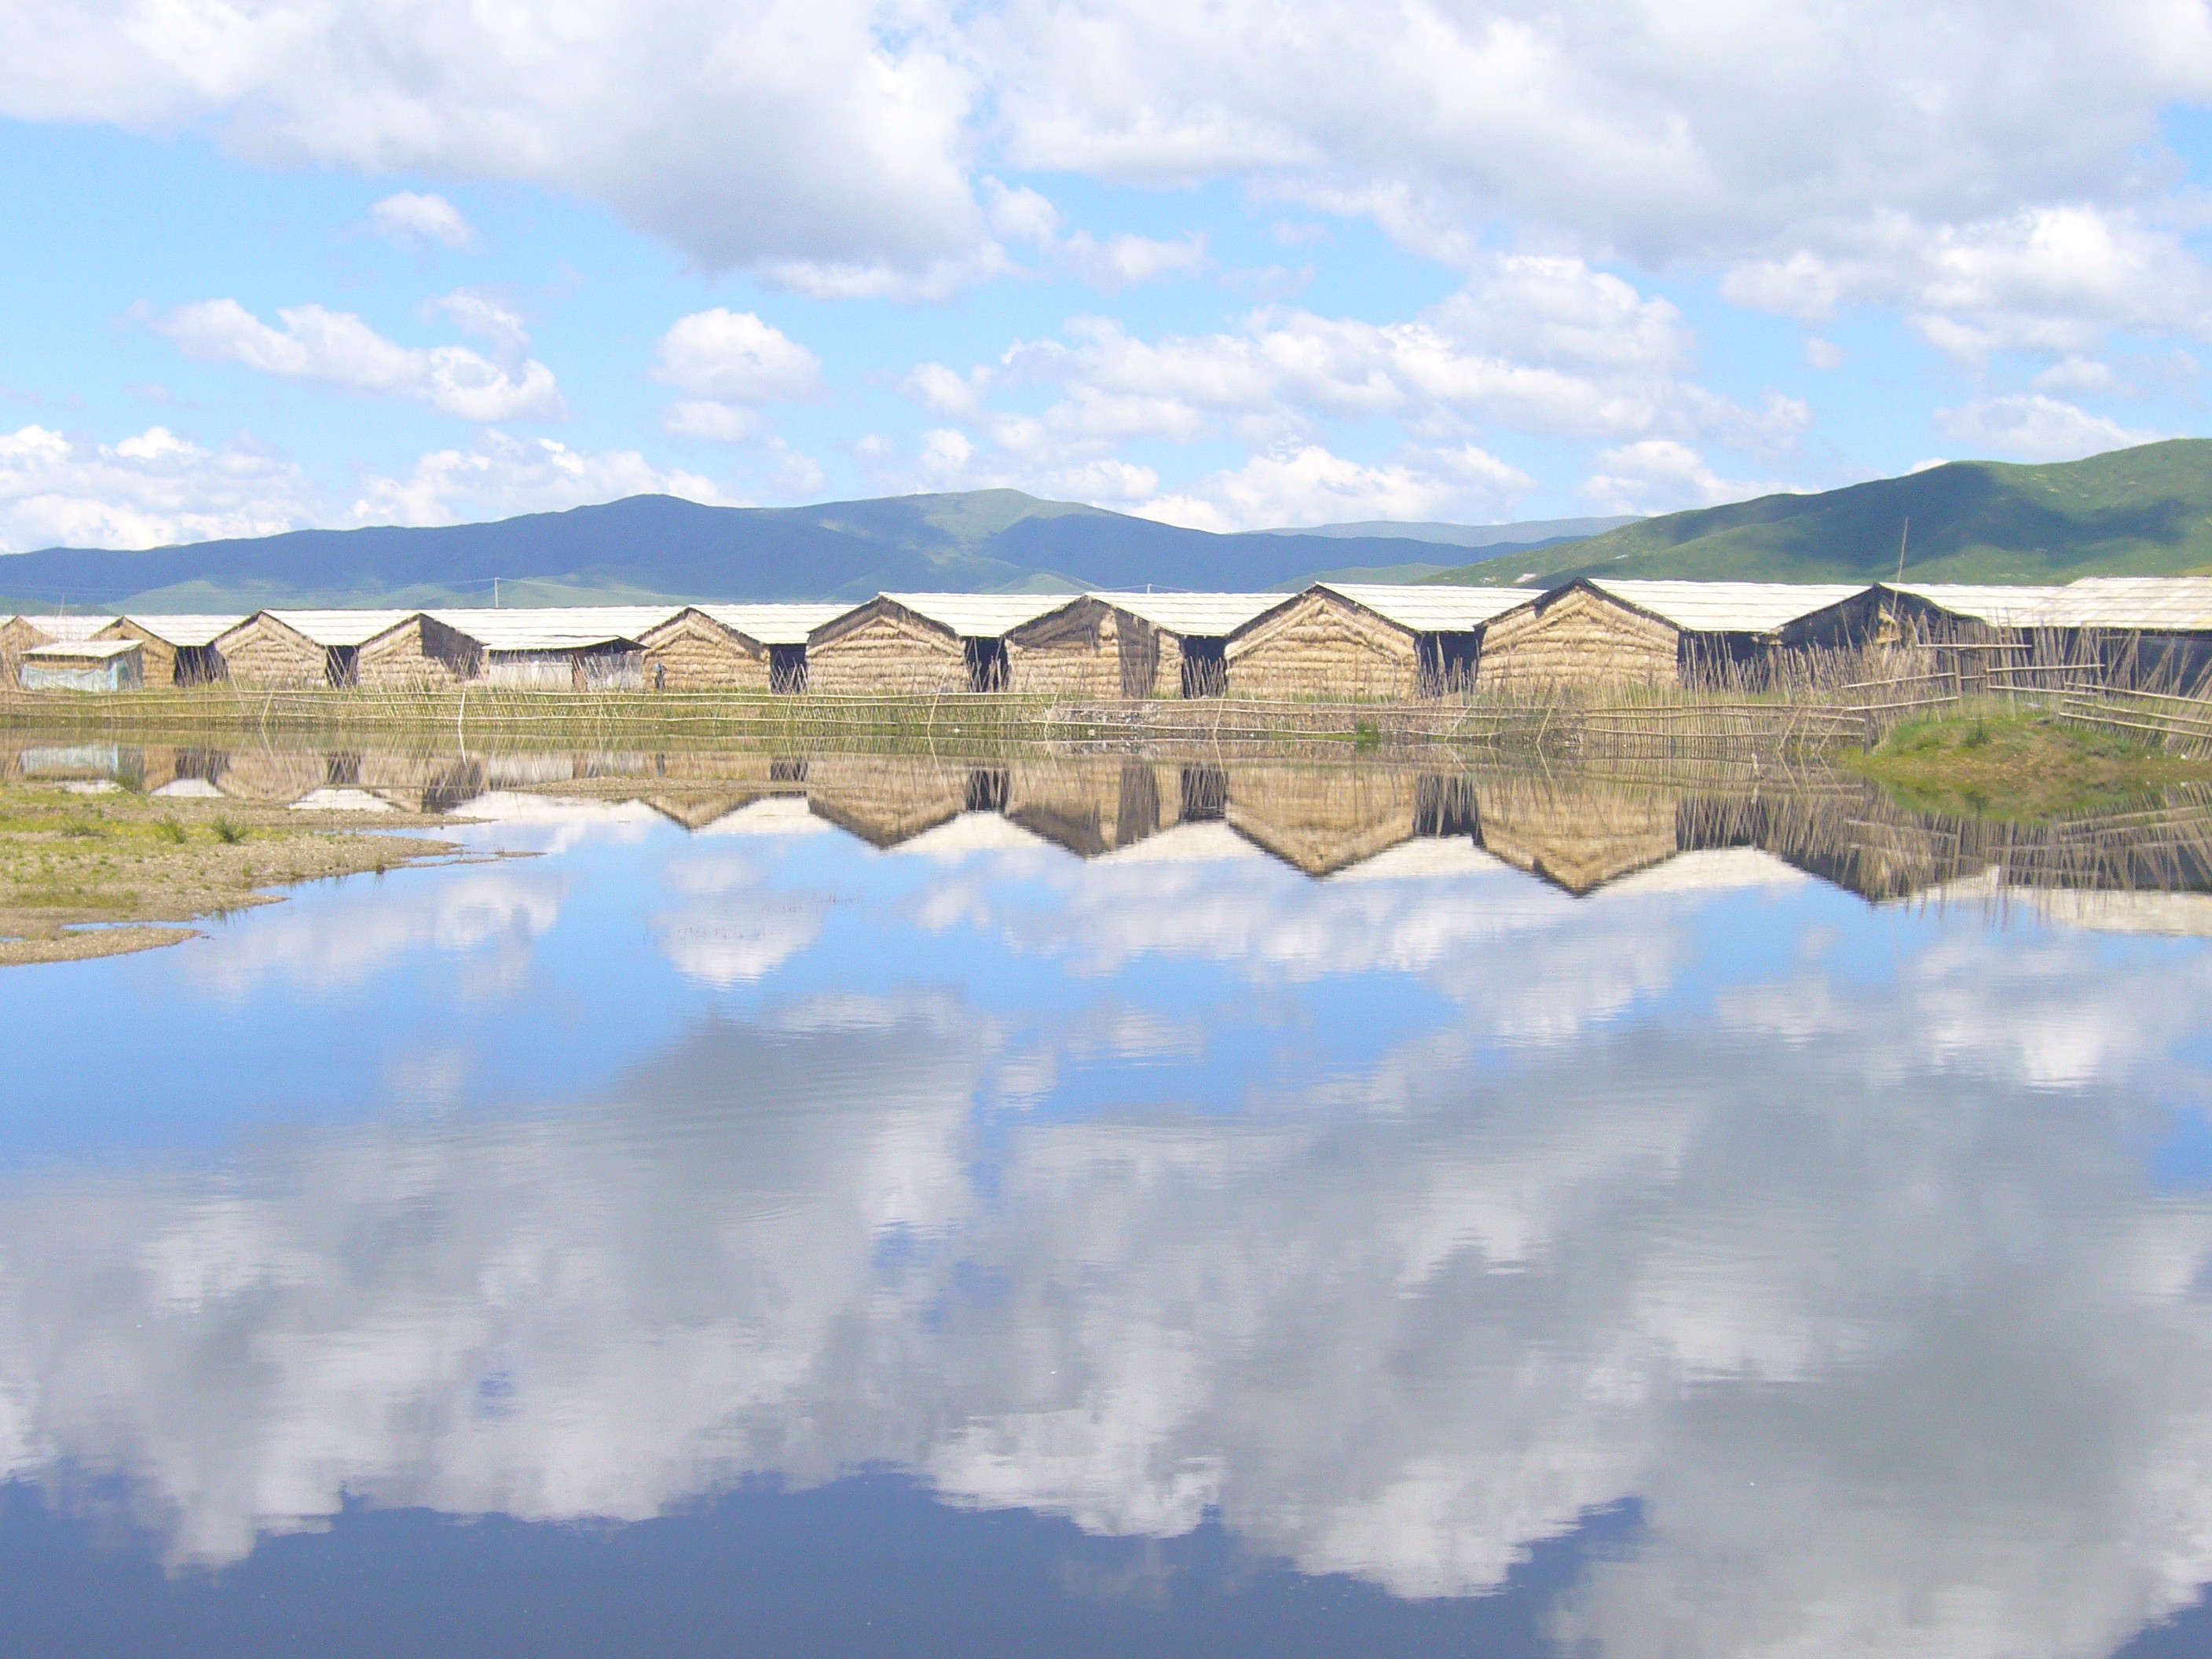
[1421,439,2212,587]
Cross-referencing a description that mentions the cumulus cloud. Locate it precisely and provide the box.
[1579,439,1796,515]
[892,255,1804,511]
[1057,230,1209,291]
[154,298,564,421]
[1931,394,2166,463]
[352,429,726,526]
[368,190,476,250]
[1140,441,1533,532]
[652,309,825,444]
[0,423,318,551]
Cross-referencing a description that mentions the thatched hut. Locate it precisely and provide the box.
[1475,580,1868,690]
[649,604,851,692]
[806,594,1076,694]
[213,610,419,687]
[20,639,143,692]
[1083,593,1285,697]
[346,613,484,688]
[1225,584,1534,700]
[2,614,119,687]
[2031,578,2212,690]
[95,615,246,686]
[429,607,676,690]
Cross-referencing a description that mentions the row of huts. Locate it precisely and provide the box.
[5,576,2210,698]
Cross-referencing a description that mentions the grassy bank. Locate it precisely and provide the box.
[1840,709,2212,818]
[0,781,468,965]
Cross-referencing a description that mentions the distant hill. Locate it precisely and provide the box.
[1260,515,1637,548]
[1421,440,2212,588]
[0,489,1612,611]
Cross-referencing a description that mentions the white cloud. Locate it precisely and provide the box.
[352,429,727,526]
[1724,206,2212,366]
[662,401,765,443]
[654,309,824,403]
[1931,394,2166,463]
[1140,441,1532,533]
[368,190,476,251]
[1580,439,1794,516]
[0,423,319,551]
[1057,229,1208,291]
[1804,337,1844,370]
[154,298,564,421]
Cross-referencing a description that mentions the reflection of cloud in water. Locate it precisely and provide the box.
[447,792,662,855]
[694,797,830,838]
[0,950,2210,1657]
[192,866,568,995]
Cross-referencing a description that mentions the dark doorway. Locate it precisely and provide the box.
[1179,639,1227,698]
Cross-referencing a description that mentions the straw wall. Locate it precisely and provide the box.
[0,617,53,688]
[641,611,771,691]
[1008,600,1122,698]
[808,604,965,694]
[216,617,330,687]
[1225,592,1417,701]
[94,620,181,687]
[357,616,481,689]
[1476,585,1679,690]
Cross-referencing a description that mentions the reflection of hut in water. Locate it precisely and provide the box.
[1078,594,1287,697]
[1226,584,1533,700]
[1223,764,1424,874]
[214,611,419,687]
[801,754,976,844]
[2,614,119,687]
[645,605,853,692]
[211,745,334,804]
[1477,580,1866,690]
[1004,759,1173,855]
[430,608,675,690]
[807,594,1078,694]
[20,639,143,691]
[2033,578,2212,690]
[1471,771,1684,892]
[95,615,246,686]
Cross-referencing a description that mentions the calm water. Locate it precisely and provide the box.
[5,742,2212,1657]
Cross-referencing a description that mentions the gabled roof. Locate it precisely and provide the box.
[24,638,140,660]
[1884,584,2067,626]
[1086,591,1287,635]
[2038,577,2212,632]
[261,610,422,647]
[112,614,249,647]
[877,593,1081,636]
[694,603,857,646]
[11,614,117,643]
[1320,583,1536,631]
[1584,580,1868,633]
[427,606,682,650]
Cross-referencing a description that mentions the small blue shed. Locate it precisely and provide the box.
[20,639,145,692]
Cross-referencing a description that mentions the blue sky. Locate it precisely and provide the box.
[4,0,2212,548]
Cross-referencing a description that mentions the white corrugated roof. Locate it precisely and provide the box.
[12,614,118,643]
[881,593,1081,635]
[694,603,857,646]
[114,613,249,647]
[24,638,140,660]
[429,606,681,650]
[2039,577,2212,631]
[1321,583,1536,631]
[1087,591,1287,635]
[263,610,422,646]
[1586,580,1868,632]
[1886,584,2067,626]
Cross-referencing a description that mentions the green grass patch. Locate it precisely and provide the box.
[1839,707,2212,819]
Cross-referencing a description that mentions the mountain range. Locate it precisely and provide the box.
[7,439,2211,611]
[1419,439,2212,587]
[0,493,1606,612]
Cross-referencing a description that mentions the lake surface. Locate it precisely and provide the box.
[5,738,2212,1657]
